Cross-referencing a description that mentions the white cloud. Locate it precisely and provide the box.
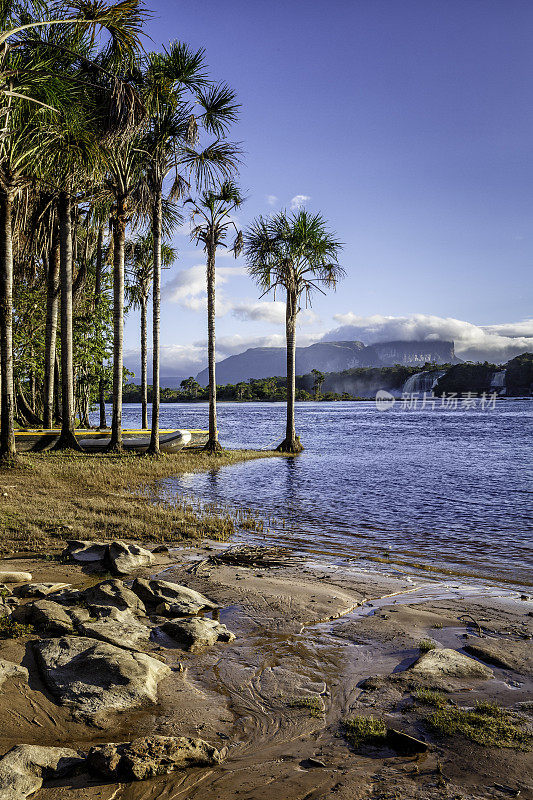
[323,313,533,363]
[266,194,278,206]
[290,194,310,210]
[231,300,286,324]
[162,264,246,305]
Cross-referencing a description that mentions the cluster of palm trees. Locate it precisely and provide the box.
[0,0,345,463]
[0,0,240,462]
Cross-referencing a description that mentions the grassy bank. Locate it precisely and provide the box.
[0,449,277,556]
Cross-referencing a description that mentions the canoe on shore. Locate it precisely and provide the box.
[14,429,209,454]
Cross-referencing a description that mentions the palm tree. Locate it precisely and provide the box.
[245,209,344,452]
[125,233,175,429]
[187,180,243,452]
[0,0,146,459]
[140,42,240,454]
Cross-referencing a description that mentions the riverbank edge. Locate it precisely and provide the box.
[0,449,281,557]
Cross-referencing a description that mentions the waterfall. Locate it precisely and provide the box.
[402,370,446,395]
[490,369,506,394]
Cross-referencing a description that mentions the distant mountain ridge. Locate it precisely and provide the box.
[196,339,459,386]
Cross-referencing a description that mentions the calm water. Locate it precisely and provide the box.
[94,399,533,590]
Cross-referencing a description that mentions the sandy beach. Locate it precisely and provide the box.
[0,542,531,800]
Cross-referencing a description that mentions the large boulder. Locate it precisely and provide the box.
[0,744,83,800]
[77,607,151,651]
[24,600,74,635]
[33,636,171,716]
[63,540,108,564]
[87,735,221,780]
[132,579,217,616]
[161,618,235,652]
[0,658,28,689]
[108,542,153,576]
[82,579,146,613]
[409,648,493,681]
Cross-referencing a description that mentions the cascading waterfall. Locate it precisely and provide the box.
[402,370,446,395]
[490,369,507,394]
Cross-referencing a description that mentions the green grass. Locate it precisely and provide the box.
[0,449,278,555]
[0,615,33,638]
[413,688,449,708]
[342,715,387,746]
[427,701,531,750]
[286,696,324,718]
[418,639,437,653]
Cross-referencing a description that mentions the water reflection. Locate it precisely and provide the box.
[93,400,533,589]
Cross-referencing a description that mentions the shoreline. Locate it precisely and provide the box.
[0,541,531,799]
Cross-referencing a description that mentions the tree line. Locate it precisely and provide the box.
[1,0,344,462]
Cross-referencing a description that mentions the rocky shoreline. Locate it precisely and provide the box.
[0,541,531,799]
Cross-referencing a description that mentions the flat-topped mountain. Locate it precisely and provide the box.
[196,339,458,385]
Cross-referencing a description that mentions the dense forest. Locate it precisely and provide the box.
[120,354,533,403]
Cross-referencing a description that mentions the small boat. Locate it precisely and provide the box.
[14,429,209,454]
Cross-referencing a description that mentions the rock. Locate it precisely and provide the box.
[78,607,151,651]
[132,579,217,615]
[300,757,326,768]
[25,600,74,634]
[386,729,429,754]
[0,658,28,688]
[0,744,83,800]
[82,579,146,613]
[13,583,70,598]
[464,639,532,674]
[33,636,171,715]
[108,542,153,575]
[63,540,108,563]
[0,572,32,584]
[161,617,235,652]
[152,545,170,554]
[409,648,493,681]
[87,735,221,780]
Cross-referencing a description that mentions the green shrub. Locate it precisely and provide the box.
[286,696,324,718]
[428,702,531,749]
[418,639,437,653]
[342,715,387,746]
[0,615,33,638]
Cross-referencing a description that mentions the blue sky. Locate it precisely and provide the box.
[124,0,533,377]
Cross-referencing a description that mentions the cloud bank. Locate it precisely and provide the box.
[323,313,533,362]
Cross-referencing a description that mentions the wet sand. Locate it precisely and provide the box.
[0,546,532,800]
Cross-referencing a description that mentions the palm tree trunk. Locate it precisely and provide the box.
[94,224,107,429]
[43,229,60,429]
[204,239,222,453]
[148,188,162,455]
[278,290,303,453]
[0,187,16,461]
[55,190,82,450]
[109,193,127,451]
[140,298,148,429]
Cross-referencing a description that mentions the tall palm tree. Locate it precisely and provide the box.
[125,232,175,429]
[0,0,146,459]
[140,42,240,454]
[187,180,243,452]
[245,209,344,453]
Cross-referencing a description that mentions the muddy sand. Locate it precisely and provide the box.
[0,544,531,800]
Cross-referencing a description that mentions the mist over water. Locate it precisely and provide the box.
[96,399,533,590]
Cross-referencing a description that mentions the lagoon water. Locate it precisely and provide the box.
[96,399,533,590]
